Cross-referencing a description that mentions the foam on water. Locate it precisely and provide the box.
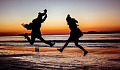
[0,33,120,48]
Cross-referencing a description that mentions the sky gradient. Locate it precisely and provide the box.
[0,0,120,35]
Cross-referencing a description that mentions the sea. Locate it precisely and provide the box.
[0,33,120,48]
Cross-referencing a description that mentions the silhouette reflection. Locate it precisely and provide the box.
[35,47,39,52]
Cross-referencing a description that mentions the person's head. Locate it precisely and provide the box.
[38,12,42,18]
[38,12,42,14]
[67,14,70,17]
[66,14,71,21]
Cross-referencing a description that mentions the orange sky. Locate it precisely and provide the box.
[0,0,120,35]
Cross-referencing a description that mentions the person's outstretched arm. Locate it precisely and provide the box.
[41,9,47,16]
[41,14,47,23]
[71,18,78,23]
[74,18,78,23]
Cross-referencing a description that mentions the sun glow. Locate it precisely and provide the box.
[0,0,120,35]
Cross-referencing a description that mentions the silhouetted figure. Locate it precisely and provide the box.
[57,14,88,56]
[22,9,55,47]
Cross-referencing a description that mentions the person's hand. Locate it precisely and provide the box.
[44,9,47,13]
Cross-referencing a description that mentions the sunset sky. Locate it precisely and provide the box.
[0,0,120,35]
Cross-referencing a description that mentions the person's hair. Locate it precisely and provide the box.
[66,14,71,21]
[37,12,42,18]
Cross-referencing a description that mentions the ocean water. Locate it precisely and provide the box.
[0,33,120,48]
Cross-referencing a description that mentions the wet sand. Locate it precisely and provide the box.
[0,46,120,70]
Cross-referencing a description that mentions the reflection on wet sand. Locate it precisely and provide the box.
[0,46,120,69]
[35,47,39,52]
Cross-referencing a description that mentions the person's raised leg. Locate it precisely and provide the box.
[57,37,72,53]
[24,33,35,45]
[38,36,55,47]
[74,39,88,56]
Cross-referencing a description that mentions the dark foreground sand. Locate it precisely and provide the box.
[0,46,120,70]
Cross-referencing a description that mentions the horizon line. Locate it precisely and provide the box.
[0,31,120,36]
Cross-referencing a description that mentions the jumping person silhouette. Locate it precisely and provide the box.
[22,9,55,47]
[57,14,88,56]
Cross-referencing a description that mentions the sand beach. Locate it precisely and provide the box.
[0,46,120,70]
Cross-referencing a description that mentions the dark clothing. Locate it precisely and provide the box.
[22,11,53,46]
[24,13,47,39]
[57,15,88,56]
[67,18,83,40]
[70,28,83,40]
[67,18,78,31]
[31,31,41,39]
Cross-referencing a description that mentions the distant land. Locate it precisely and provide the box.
[83,31,120,34]
[0,31,120,36]
[18,31,120,36]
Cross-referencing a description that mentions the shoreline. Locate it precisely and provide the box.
[0,46,120,54]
